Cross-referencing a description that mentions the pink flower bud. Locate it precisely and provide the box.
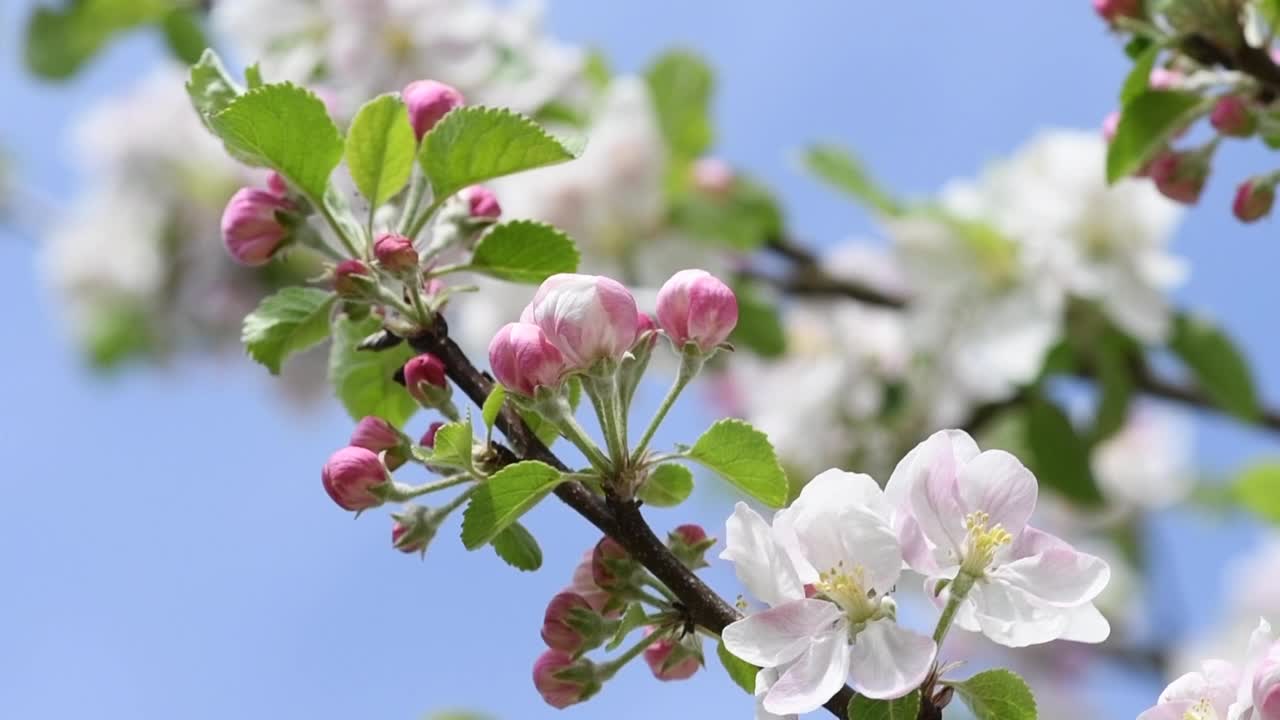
[1102,111,1120,143]
[541,592,602,655]
[667,524,715,569]
[1149,150,1208,205]
[1235,179,1276,222]
[321,446,388,511]
[350,416,403,453]
[592,537,634,590]
[633,311,658,350]
[465,185,502,219]
[266,171,289,197]
[403,353,449,405]
[221,187,293,266]
[656,269,739,353]
[391,520,426,554]
[1254,641,1280,720]
[487,322,568,396]
[643,631,702,681]
[402,79,465,140]
[569,550,619,617]
[332,259,371,298]
[521,274,640,368]
[532,650,598,709]
[420,421,444,448]
[373,233,418,273]
[692,157,734,196]
[1093,0,1142,23]
[1211,96,1257,137]
[1149,67,1184,90]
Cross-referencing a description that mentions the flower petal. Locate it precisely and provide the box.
[1057,602,1111,643]
[762,627,852,715]
[754,667,798,720]
[847,619,937,699]
[906,433,968,557]
[776,503,903,594]
[722,599,843,668]
[956,449,1037,536]
[722,502,805,606]
[966,581,1072,647]
[994,527,1110,607]
[884,429,980,508]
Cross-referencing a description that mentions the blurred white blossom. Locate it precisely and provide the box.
[1091,407,1196,510]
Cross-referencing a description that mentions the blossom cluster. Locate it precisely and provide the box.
[1142,619,1280,720]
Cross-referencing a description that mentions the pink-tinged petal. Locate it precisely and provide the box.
[966,581,1072,648]
[721,502,805,607]
[1161,666,1225,704]
[753,666,797,720]
[1137,701,1194,720]
[1057,603,1111,644]
[993,529,1110,607]
[908,433,967,556]
[722,599,843,668]
[884,429,980,508]
[956,449,1037,535]
[762,628,851,715]
[847,619,936,700]
[898,514,940,576]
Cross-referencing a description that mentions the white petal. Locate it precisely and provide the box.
[956,449,1037,535]
[796,469,894,520]
[1137,702,1194,720]
[754,667,798,720]
[1057,603,1111,643]
[967,581,1072,647]
[762,627,852,715]
[898,513,941,576]
[906,433,968,556]
[994,528,1110,606]
[777,504,903,594]
[722,599,843,667]
[847,619,937,699]
[722,502,805,606]
[885,429,980,508]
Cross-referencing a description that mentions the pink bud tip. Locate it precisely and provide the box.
[1234,179,1275,222]
[672,524,708,546]
[321,446,388,511]
[402,79,465,140]
[1102,111,1120,143]
[692,157,735,196]
[403,353,448,404]
[350,416,402,453]
[465,185,502,219]
[266,172,289,197]
[1211,96,1257,137]
[569,551,619,617]
[521,274,640,368]
[332,259,370,297]
[373,233,418,272]
[420,421,444,448]
[643,633,701,681]
[1149,151,1207,205]
[1148,67,1183,91]
[592,537,632,590]
[533,649,595,709]
[487,322,568,396]
[391,520,426,553]
[541,592,595,654]
[221,187,293,266]
[656,269,739,353]
[1093,0,1142,23]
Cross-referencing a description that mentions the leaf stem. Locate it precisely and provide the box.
[630,348,703,464]
[392,473,474,499]
[598,627,666,680]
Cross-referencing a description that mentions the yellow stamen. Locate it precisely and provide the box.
[960,510,1013,577]
[814,561,878,622]
[1183,698,1219,720]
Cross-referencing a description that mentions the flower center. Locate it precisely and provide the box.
[1183,698,1219,720]
[960,510,1013,577]
[815,561,879,624]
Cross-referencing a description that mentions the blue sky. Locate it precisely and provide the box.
[1,2,1277,719]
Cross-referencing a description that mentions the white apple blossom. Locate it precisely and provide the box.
[1143,620,1275,720]
[721,470,937,715]
[1091,407,1195,509]
[885,429,1112,647]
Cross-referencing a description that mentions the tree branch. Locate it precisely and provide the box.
[405,314,858,718]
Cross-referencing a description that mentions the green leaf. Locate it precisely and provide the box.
[482,385,507,433]
[241,287,336,375]
[605,603,648,651]
[186,49,242,126]
[419,106,581,202]
[1089,330,1135,444]
[489,522,543,571]
[469,220,580,283]
[461,461,564,549]
[685,419,789,508]
[1106,91,1206,183]
[638,464,694,508]
[716,638,759,695]
[328,315,418,428]
[1025,395,1104,507]
[583,48,612,90]
[1232,461,1280,524]
[244,63,264,89]
[24,0,169,79]
[1169,313,1261,421]
[160,8,207,65]
[426,416,475,472]
[730,280,786,358]
[209,83,345,201]
[802,144,903,216]
[847,691,921,720]
[645,50,714,161]
[946,669,1037,720]
[345,94,417,208]
[668,177,783,250]
[1120,44,1160,106]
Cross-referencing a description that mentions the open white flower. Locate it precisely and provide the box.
[721,471,937,715]
[1140,659,1242,720]
[885,430,1111,647]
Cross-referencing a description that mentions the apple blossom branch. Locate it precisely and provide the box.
[747,234,1280,434]
[406,314,862,719]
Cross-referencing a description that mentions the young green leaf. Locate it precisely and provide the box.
[1106,90,1206,183]
[489,522,543,571]
[645,50,714,161]
[209,83,345,201]
[187,49,242,126]
[469,220,580,283]
[685,418,789,508]
[730,280,786,358]
[427,415,475,472]
[160,8,208,66]
[1089,329,1135,444]
[637,464,695,508]
[482,385,507,433]
[345,94,417,208]
[461,461,564,549]
[24,0,169,79]
[847,691,921,720]
[241,287,336,375]
[605,603,649,651]
[328,315,418,427]
[946,669,1037,720]
[419,106,581,202]
[1169,313,1261,421]
[802,144,904,216]
[1025,395,1104,507]
[716,638,759,695]
[1232,461,1280,524]
[1119,44,1161,106]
